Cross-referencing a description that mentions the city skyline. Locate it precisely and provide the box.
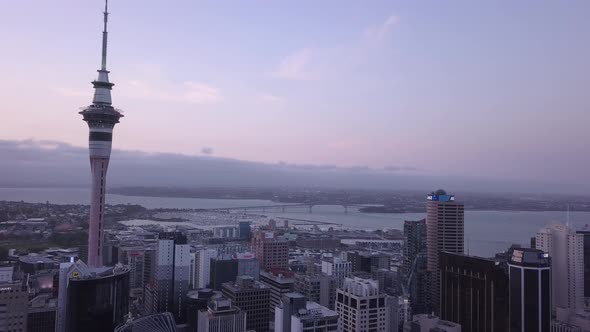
[1,1,590,189]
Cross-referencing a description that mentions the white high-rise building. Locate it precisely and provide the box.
[335,277,391,332]
[155,232,191,323]
[321,257,352,288]
[196,248,218,289]
[536,223,585,312]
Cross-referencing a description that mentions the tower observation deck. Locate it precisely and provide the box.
[79,0,123,267]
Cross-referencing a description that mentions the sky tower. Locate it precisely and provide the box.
[79,0,123,267]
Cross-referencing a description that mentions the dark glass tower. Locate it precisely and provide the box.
[439,251,509,332]
[79,0,124,267]
[64,265,130,332]
[508,248,551,332]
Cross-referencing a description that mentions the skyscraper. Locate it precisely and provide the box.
[439,252,509,332]
[576,224,590,304]
[508,248,551,332]
[56,260,130,332]
[251,231,289,270]
[78,0,124,268]
[335,277,391,332]
[535,223,584,312]
[197,297,246,332]
[425,190,464,314]
[403,219,427,278]
[155,232,190,323]
[222,276,271,332]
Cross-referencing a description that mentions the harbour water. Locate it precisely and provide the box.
[1,187,588,257]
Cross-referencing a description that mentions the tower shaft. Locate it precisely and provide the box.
[80,0,123,268]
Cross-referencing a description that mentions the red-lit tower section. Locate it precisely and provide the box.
[79,0,123,267]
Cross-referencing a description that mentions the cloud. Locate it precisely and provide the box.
[364,15,399,42]
[259,93,286,105]
[122,79,222,105]
[272,49,313,80]
[201,147,214,155]
[384,165,420,172]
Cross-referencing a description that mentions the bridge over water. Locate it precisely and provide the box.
[200,203,371,214]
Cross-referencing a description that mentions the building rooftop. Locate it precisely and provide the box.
[508,248,550,267]
[294,301,338,320]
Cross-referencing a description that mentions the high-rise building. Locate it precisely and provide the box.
[335,277,391,332]
[404,314,461,332]
[155,232,190,323]
[195,248,218,289]
[197,297,246,332]
[114,312,177,332]
[425,190,464,314]
[294,273,337,309]
[576,224,590,304]
[403,219,427,278]
[344,251,390,273]
[274,293,307,332]
[407,252,430,315]
[260,270,296,316]
[0,280,28,332]
[277,300,339,332]
[439,251,509,332]
[186,289,219,332]
[222,276,271,332]
[252,231,289,270]
[239,222,251,240]
[78,0,124,268]
[508,248,551,332]
[236,252,260,280]
[321,257,352,289]
[56,260,130,332]
[124,250,145,289]
[535,224,584,312]
[27,294,56,332]
[210,257,239,290]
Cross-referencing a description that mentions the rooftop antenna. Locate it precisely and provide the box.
[101,0,109,71]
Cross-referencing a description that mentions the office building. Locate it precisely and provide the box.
[186,289,219,332]
[344,251,390,273]
[284,301,339,332]
[321,257,352,288]
[56,260,129,332]
[210,257,239,290]
[536,223,584,312]
[0,280,28,332]
[239,221,251,240]
[260,270,296,316]
[79,0,124,268]
[275,293,307,332]
[236,252,260,280]
[197,297,246,332]
[576,225,590,304]
[508,248,551,332]
[425,190,464,314]
[114,312,177,332]
[195,248,218,289]
[439,252,509,332]
[294,273,337,309]
[404,314,461,332]
[403,219,427,278]
[214,226,239,239]
[335,277,390,332]
[155,232,191,323]
[27,294,56,332]
[252,231,289,270]
[222,276,271,332]
[125,250,145,289]
[143,248,156,285]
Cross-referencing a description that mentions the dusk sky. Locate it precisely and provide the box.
[1,1,589,186]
